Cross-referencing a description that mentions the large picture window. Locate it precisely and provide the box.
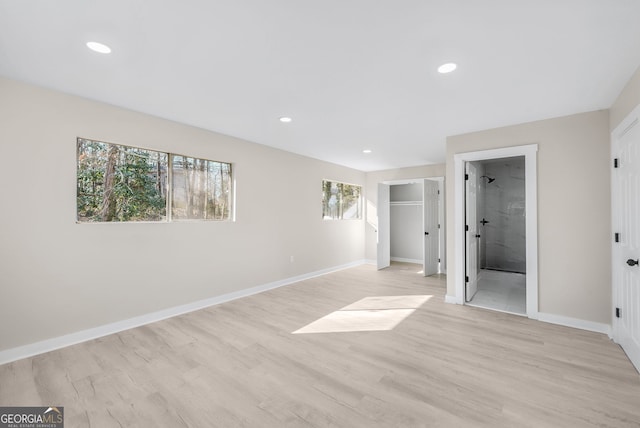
[76,138,232,222]
[322,180,362,220]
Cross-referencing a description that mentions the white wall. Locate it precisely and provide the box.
[0,77,365,352]
[446,110,611,324]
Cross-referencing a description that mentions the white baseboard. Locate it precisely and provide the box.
[364,259,377,265]
[0,260,367,366]
[537,312,612,336]
[431,295,611,337]
[445,295,461,304]
[390,257,422,264]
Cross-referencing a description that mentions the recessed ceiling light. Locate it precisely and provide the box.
[437,63,457,74]
[86,41,112,54]
[279,117,292,123]
[363,149,372,154]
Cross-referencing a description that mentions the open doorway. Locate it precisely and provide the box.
[376,178,445,276]
[452,144,538,319]
[465,157,526,315]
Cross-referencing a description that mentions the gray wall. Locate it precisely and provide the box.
[390,182,422,202]
[390,183,422,262]
[480,157,526,273]
[474,162,487,268]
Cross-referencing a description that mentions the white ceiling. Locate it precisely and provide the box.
[1,1,640,172]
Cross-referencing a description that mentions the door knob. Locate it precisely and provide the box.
[425,232,429,235]
[626,259,639,266]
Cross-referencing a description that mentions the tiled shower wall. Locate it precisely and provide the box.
[479,156,526,273]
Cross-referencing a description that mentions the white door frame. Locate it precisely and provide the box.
[376,183,391,270]
[453,144,539,319]
[438,180,446,273]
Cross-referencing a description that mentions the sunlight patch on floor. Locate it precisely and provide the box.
[292,295,432,334]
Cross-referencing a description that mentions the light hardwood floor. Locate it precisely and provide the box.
[1,263,639,427]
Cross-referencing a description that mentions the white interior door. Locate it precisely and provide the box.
[438,180,446,273]
[465,163,479,301]
[423,179,439,276]
[612,107,640,373]
[377,183,391,270]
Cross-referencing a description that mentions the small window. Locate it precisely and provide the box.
[171,155,232,220]
[322,180,362,220]
[77,138,168,222]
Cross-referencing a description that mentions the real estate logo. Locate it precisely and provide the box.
[0,407,64,428]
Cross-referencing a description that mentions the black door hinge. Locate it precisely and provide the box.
[614,158,619,168]
[465,225,469,231]
[465,174,469,180]
[615,233,620,243]
[437,190,440,195]
[438,258,441,262]
[616,307,621,318]
[438,224,441,229]
[465,276,469,283]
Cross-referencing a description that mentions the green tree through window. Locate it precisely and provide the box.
[76,138,233,222]
[77,139,167,222]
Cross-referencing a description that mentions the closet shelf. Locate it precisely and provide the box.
[390,201,423,206]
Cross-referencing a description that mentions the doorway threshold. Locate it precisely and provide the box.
[466,269,526,315]
[465,302,526,317]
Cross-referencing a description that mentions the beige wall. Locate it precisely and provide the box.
[446,111,611,324]
[610,65,640,131]
[0,77,365,351]
[364,164,445,261]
